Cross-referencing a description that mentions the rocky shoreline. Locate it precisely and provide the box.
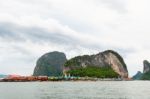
[0,76,128,82]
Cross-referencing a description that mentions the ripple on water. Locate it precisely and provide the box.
[0,81,150,99]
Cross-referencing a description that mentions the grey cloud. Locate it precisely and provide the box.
[0,22,106,52]
[0,22,133,58]
[0,22,133,55]
[0,22,25,41]
[0,22,78,46]
[0,22,100,54]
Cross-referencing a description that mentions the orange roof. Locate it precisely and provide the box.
[8,75,21,78]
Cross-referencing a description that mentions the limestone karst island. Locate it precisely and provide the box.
[1,50,150,82]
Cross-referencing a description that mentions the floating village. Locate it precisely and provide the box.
[0,73,125,82]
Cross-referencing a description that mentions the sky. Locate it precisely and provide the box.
[0,0,150,77]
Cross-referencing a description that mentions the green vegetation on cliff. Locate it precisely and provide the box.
[67,66,119,78]
[64,55,91,67]
[141,72,150,80]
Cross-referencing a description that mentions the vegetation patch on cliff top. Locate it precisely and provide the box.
[141,72,150,80]
[67,66,120,78]
[64,55,91,67]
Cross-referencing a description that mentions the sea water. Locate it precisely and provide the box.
[0,81,150,99]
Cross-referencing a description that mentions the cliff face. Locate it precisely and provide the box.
[33,51,67,76]
[143,60,150,73]
[140,60,150,80]
[64,50,128,78]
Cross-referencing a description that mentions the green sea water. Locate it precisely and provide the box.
[0,81,150,99]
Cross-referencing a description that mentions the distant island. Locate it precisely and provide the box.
[1,50,150,82]
[132,60,150,80]
[33,50,128,79]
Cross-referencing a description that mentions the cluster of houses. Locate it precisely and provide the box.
[0,73,127,82]
[1,75,48,82]
[0,74,80,82]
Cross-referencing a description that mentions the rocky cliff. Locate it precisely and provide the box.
[140,60,150,80]
[64,50,128,78]
[143,60,150,73]
[132,71,143,80]
[33,51,67,76]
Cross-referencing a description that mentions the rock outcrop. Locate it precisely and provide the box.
[132,71,143,80]
[33,51,67,76]
[64,50,128,78]
[143,60,150,73]
[140,60,150,80]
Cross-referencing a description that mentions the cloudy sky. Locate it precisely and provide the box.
[0,0,150,76]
